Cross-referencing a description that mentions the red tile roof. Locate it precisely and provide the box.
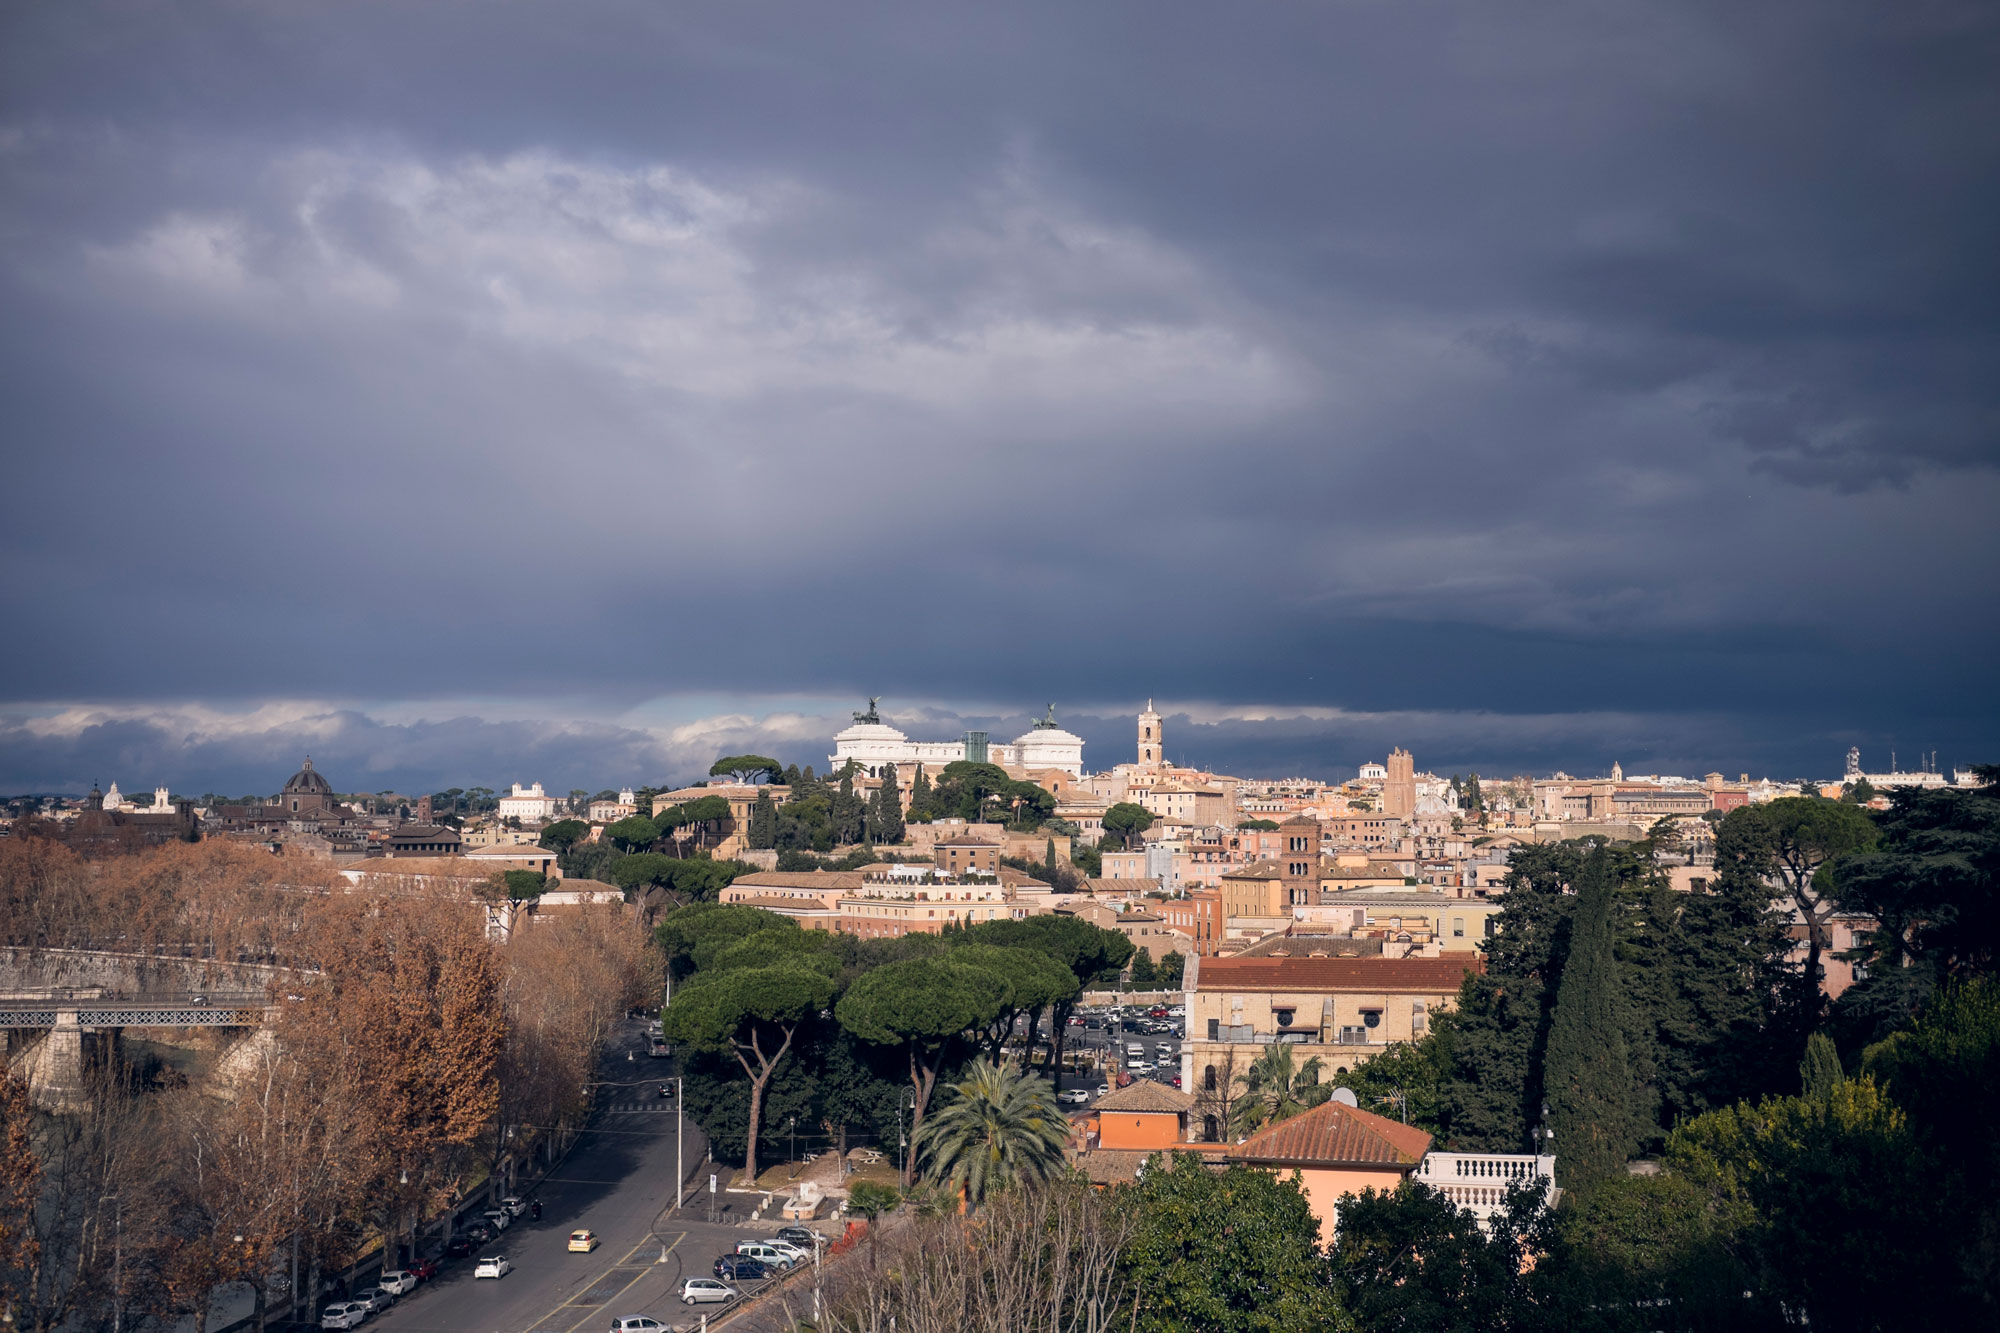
[1194,955,1481,993]
[1093,1081,1194,1114]
[1228,1099,1432,1169]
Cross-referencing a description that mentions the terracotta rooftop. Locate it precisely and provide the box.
[1194,955,1482,992]
[1082,879,1162,896]
[1071,1148,1152,1185]
[1228,1099,1432,1169]
[727,894,836,913]
[731,870,869,890]
[1093,1081,1195,1114]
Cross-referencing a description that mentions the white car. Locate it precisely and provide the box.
[611,1320,670,1333]
[482,1209,512,1232]
[1128,1061,1154,1075]
[1057,1088,1089,1105]
[734,1241,797,1269]
[474,1256,512,1279]
[377,1271,417,1297]
[496,1196,529,1218]
[319,1306,362,1331]
[681,1277,735,1305]
[760,1238,811,1263]
[1095,1084,1110,1096]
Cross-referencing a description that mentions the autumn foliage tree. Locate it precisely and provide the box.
[279,892,503,1257]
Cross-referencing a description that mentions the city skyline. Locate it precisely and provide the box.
[0,692,1972,800]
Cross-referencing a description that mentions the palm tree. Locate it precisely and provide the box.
[1230,1043,1331,1136]
[911,1056,1070,1209]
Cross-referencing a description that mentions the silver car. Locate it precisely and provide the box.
[681,1277,735,1305]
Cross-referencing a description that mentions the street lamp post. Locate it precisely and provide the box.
[672,1075,685,1211]
[896,1089,917,1187]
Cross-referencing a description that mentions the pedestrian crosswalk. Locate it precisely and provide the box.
[602,1098,678,1115]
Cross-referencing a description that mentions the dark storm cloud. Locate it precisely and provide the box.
[1,1,1996,782]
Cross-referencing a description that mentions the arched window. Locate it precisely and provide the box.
[1203,1115,1219,1142]
[1203,1065,1217,1091]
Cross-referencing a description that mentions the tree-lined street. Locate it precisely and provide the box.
[344,1016,827,1333]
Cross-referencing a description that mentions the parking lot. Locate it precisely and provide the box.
[1048,1001,1187,1103]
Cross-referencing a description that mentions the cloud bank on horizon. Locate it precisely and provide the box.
[0,696,1950,799]
[1,2,1994,793]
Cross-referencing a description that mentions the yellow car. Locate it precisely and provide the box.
[568,1229,600,1254]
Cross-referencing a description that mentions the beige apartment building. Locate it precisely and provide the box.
[1296,889,1502,952]
[1182,953,1481,1103]
[651,783,791,858]
[1138,784,1232,826]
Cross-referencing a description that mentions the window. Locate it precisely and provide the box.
[1273,1009,1295,1028]
[1203,1065,1217,1090]
[1207,1018,1220,1041]
[1203,1115,1219,1141]
[1453,917,1465,937]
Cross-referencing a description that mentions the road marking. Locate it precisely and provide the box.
[556,1232,683,1333]
[520,1232,684,1333]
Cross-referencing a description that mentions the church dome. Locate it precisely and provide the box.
[282,757,334,796]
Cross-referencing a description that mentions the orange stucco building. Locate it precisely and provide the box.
[1227,1098,1431,1245]
[1086,1081,1196,1151]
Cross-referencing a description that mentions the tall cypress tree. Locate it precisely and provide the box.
[833,768,866,845]
[1543,846,1633,1191]
[747,789,778,850]
[872,764,904,844]
[1799,1031,1842,1098]
[906,765,932,824]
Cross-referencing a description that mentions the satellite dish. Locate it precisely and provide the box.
[1331,1086,1359,1107]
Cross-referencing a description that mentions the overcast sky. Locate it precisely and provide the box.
[2,1,1995,797]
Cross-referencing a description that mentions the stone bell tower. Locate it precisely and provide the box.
[1138,700,1163,770]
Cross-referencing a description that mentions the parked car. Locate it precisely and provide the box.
[569,1229,601,1253]
[734,1241,796,1269]
[482,1209,513,1232]
[775,1226,829,1251]
[407,1257,441,1281]
[681,1277,735,1305]
[350,1290,389,1316]
[713,1255,767,1280]
[610,1319,669,1333]
[474,1256,513,1279]
[760,1238,811,1263]
[444,1235,475,1259]
[497,1196,529,1218]
[319,1304,363,1330]
[378,1271,417,1297]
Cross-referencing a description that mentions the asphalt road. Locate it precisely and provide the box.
[348,1019,816,1333]
[326,1006,1186,1333]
